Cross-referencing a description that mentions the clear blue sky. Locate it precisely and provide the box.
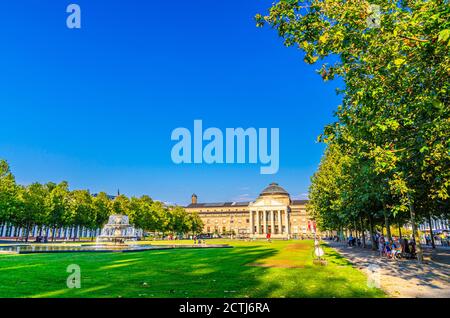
[0,0,342,205]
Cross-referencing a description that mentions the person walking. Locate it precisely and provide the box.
[379,235,386,256]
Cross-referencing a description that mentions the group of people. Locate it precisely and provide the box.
[340,233,417,260]
[375,234,416,259]
[34,235,48,243]
[347,234,361,247]
[424,233,449,247]
[193,236,206,245]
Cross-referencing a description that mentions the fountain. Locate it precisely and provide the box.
[97,214,139,244]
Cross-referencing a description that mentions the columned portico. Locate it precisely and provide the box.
[249,208,290,238]
[284,209,290,234]
[186,183,312,240]
[270,210,275,234]
[277,210,282,235]
[250,210,254,235]
[257,210,261,234]
[263,210,267,234]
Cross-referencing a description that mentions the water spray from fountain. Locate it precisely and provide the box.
[97,215,140,245]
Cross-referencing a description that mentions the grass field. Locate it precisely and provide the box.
[0,240,385,298]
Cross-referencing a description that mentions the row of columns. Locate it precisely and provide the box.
[0,224,101,239]
[419,219,450,231]
[249,210,290,235]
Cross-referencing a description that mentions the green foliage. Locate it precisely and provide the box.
[16,183,50,237]
[0,160,20,226]
[92,192,111,229]
[258,0,449,257]
[0,159,201,238]
[68,190,94,239]
[46,181,71,230]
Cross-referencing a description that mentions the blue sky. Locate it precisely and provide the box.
[0,0,342,205]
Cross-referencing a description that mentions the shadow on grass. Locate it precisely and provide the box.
[0,242,384,298]
[322,246,354,266]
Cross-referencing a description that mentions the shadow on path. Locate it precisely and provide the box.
[327,242,450,298]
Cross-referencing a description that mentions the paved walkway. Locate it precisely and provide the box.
[327,242,450,298]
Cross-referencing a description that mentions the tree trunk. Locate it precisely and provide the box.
[384,211,392,241]
[408,197,423,263]
[360,216,366,248]
[427,214,436,249]
[368,214,376,250]
[398,223,402,239]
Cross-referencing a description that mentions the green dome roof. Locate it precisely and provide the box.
[260,183,290,196]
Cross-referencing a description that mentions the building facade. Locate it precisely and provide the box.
[185,183,314,239]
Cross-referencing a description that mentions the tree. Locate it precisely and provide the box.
[92,192,112,231]
[151,201,170,235]
[110,194,130,216]
[308,143,347,236]
[168,206,190,235]
[128,195,163,238]
[257,0,450,262]
[188,212,204,235]
[17,183,49,242]
[0,160,20,234]
[46,181,70,241]
[68,190,94,241]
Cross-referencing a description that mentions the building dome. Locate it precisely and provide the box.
[260,183,290,197]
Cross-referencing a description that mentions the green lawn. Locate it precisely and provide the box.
[0,240,385,298]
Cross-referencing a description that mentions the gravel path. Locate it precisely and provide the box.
[326,242,450,298]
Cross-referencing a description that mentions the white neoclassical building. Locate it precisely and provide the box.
[185,183,314,239]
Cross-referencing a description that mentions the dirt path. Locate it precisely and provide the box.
[327,242,450,298]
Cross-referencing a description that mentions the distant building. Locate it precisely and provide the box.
[417,218,450,233]
[92,193,117,200]
[185,183,314,239]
